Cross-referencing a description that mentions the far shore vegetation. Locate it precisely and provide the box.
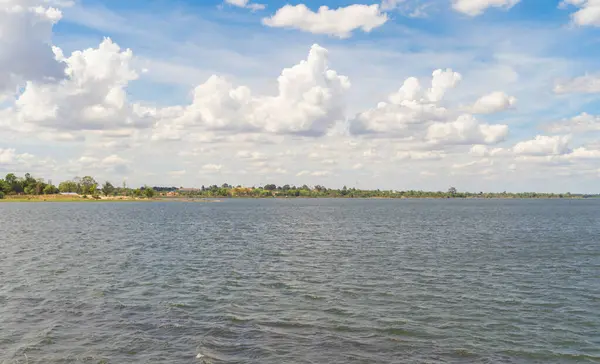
[1,173,599,202]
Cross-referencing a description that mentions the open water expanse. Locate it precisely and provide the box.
[1,199,599,364]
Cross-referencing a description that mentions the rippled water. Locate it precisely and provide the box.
[1,199,599,363]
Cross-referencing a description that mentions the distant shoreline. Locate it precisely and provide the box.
[1,195,598,203]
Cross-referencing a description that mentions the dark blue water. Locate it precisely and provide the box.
[1,199,599,363]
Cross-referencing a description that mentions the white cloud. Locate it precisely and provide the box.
[311,170,331,177]
[6,38,154,132]
[352,163,363,170]
[513,135,572,156]
[168,170,186,176]
[469,91,517,114]
[554,73,600,94]
[566,146,600,159]
[350,69,508,146]
[427,69,462,103]
[452,158,494,169]
[349,69,459,136]
[73,153,130,174]
[262,4,388,38]
[394,150,446,160]
[101,154,128,166]
[0,0,66,98]
[295,169,332,177]
[380,0,432,17]
[469,144,508,157]
[427,115,508,145]
[152,44,350,139]
[321,159,337,165]
[0,147,50,170]
[452,0,520,16]
[202,164,223,171]
[380,0,406,10]
[560,0,600,27]
[236,151,267,160]
[0,148,19,164]
[224,0,265,11]
[545,113,600,133]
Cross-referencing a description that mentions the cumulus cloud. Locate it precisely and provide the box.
[469,91,517,114]
[152,44,350,139]
[427,69,462,102]
[452,0,521,16]
[224,0,265,11]
[262,4,388,38]
[554,74,600,94]
[5,38,154,132]
[544,113,600,133]
[350,70,508,146]
[427,114,508,145]
[349,69,460,136]
[513,135,572,156]
[0,0,66,97]
[560,0,600,27]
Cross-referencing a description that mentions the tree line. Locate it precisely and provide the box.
[161,183,599,199]
[0,173,155,199]
[2,173,598,200]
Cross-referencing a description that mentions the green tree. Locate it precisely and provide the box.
[0,179,9,194]
[143,186,155,198]
[5,173,23,194]
[59,180,79,193]
[102,181,115,196]
[5,173,17,186]
[43,184,57,195]
[0,191,4,199]
[80,176,98,195]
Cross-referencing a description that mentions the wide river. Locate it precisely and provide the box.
[1,199,599,363]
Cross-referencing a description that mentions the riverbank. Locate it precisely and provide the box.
[0,195,225,203]
[0,195,146,202]
[1,194,597,202]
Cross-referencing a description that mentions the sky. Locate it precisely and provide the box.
[1,0,600,192]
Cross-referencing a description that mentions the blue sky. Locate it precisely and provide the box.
[1,0,600,192]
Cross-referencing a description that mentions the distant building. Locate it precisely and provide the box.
[60,192,79,196]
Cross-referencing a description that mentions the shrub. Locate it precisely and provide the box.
[0,191,4,199]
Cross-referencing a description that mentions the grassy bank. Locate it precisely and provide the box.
[0,195,143,202]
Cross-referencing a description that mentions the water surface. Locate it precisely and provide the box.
[1,199,599,363]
